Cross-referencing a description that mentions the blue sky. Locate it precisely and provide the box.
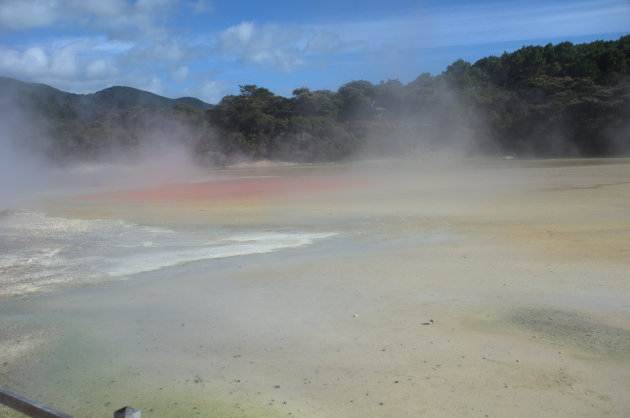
[0,0,628,103]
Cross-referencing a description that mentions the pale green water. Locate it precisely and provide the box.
[1,235,358,417]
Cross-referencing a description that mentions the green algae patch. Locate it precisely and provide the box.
[4,325,283,418]
[57,389,283,418]
[0,405,29,418]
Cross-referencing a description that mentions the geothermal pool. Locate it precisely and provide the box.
[1,159,630,417]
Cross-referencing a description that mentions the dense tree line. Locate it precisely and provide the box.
[206,35,629,160]
[3,35,629,164]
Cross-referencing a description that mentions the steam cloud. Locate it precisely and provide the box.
[0,91,204,206]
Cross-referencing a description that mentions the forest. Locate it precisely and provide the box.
[2,35,629,164]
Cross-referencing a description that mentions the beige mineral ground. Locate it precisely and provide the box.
[1,158,629,417]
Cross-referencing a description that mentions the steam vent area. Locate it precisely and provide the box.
[2,158,630,417]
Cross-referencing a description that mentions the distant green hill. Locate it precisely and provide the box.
[0,77,212,120]
[83,85,212,112]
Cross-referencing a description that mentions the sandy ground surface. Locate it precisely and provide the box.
[1,158,630,417]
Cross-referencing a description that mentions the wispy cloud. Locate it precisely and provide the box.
[428,1,629,46]
[216,22,307,72]
[310,0,630,49]
[182,75,231,103]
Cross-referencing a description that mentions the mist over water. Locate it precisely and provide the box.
[1,74,630,417]
[0,102,204,207]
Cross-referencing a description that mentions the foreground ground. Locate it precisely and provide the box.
[1,158,629,417]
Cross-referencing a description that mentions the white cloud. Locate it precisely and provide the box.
[172,66,189,82]
[23,47,49,69]
[86,59,115,78]
[0,0,58,29]
[135,0,174,12]
[0,38,105,80]
[215,20,384,72]
[144,40,187,62]
[0,0,174,39]
[305,31,347,54]
[145,75,165,96]
[182,77,230,104]
[91,38,135,54]
[51,40,96,77]
[0,39,126,91]
[0,46,47,77]
[190,0,213,15]
[217,22,308,72]
[219,22,256,49]
[116,39,202,85]
[67,0,128,17]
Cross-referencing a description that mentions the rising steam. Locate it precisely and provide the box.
[0,92,204,206]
